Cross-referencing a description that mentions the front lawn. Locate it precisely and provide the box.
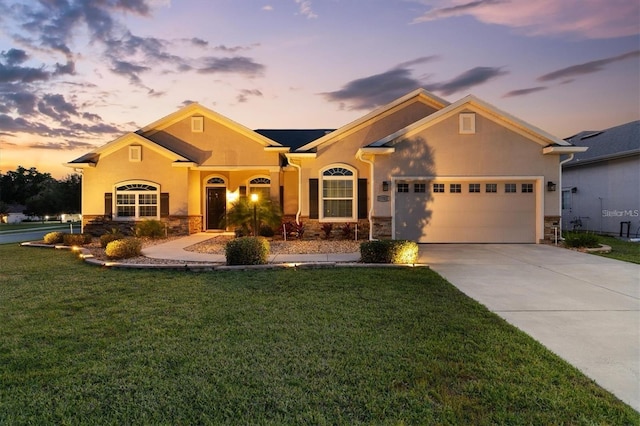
[594,235,640,264]
[0,245,636,424]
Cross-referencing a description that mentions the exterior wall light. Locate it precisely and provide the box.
[547,181,557,192]
[382,181,389,192]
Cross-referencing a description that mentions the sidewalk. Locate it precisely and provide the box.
[142,233,361,264]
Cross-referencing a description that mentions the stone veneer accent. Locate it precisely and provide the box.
[82,215,202,236]
[543,215,561,243]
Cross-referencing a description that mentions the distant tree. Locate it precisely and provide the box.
[0,167,81,217]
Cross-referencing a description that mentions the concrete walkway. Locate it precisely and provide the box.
[142,233,361,264]
[419,244,640,412]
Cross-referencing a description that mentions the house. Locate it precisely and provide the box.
[562,120,640,237]
[1,204,28,224]
[66,88,586,243]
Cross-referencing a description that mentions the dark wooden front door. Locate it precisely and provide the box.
[207,188,226,229]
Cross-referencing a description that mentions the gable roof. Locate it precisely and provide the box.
[563,120,640,167]
[295,88,450,152]
[254,129,335,151]
[66,132,193,167]
[369,94,575,149]
[139,102,284,148]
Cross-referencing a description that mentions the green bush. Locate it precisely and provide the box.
[225,237,270,265]
[135,219,166,239]
[564,232,600,248]
[100,231,125,248]
[105,238,142,259]
[259,224,275,238]
[43,231,64,244]
[360,239,419,264]
[62,233,93,246]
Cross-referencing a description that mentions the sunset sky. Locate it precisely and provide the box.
[0,0,638,178]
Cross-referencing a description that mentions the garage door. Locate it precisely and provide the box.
[394,179,537,243]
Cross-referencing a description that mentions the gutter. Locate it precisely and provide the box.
[558,154,575,237]
[287,159,303,225]
[356,150,374,241]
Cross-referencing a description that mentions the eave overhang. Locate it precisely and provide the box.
[542,146,589,155]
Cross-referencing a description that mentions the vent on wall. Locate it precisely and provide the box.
[129,145,141,162]
[191,116,204,133]
[459,112,476,134]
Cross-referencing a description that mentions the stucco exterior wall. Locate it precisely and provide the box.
[81,144,189,217]
[372,111,560,218]
[562,155,640,235]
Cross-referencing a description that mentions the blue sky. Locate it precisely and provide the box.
[0,0,638,177]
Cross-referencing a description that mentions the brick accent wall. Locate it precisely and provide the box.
[372,216,392,240]
[82,215,201,236]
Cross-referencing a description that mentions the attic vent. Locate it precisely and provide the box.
[129,145,141,162]
[191,116,204,133]
[459,113,476,134]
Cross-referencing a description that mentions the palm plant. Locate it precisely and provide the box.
[226,198,282,236]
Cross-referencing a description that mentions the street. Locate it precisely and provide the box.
[0,224,73,245]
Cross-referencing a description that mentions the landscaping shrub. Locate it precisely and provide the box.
[360,239,419,264]
[62,233,92,246]
[43,231,64,244]
[321,223,333,239]
[135,219,166,238]
[564,231,600,248]
[283,221,304,240]
[341,223,354,239]
[259,224,275,238]
[225,237,270,265]
[105,238,142,259]
[100,230,125,248]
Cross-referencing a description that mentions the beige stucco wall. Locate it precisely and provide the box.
[372,111,560,217]
[82,144,189,217]
[147,116,281,167]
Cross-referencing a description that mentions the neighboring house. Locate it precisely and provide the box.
[562,120,640,237]
[2,204,28,224]
[66,89,585,243]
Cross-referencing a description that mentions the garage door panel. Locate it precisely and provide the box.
[395,180,536,243]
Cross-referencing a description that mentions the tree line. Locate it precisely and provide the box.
[0,166,81,220]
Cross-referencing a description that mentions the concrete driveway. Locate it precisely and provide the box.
[418,244,639,412]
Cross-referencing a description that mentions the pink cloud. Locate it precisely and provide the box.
[412,0,639,39]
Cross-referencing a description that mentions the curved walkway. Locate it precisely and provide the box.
[142,232,361,264]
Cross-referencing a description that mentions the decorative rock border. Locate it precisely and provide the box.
[584,244,612,254]
[20,241,429,271]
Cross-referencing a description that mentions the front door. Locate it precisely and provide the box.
[207,187,226,229]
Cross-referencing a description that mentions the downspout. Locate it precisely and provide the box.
[558,154,575,237]
[356,151,375,241]
[288,160,302,225]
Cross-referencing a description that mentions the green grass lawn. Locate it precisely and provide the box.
[0,245,637,424]
[0,222,68,232]
[595,235,640,264]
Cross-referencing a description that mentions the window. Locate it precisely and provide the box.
[414,183,426,193]
[321,166,355,219]
[450,183,461,193]
[433,183,445,193]
[505,183,517,193]
[191,116,204,132]
[486,183,497,193]
[129,145,141,162]
[397,183,409,193]
[522,183,534,193]
[249,176,270,201]
[562,190,571,210]
[469,183,481,193]
[459,112,476,134]
[115,182,159,219]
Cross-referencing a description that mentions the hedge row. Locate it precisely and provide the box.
[359,240,419,264]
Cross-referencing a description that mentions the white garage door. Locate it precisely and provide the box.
[394,179,537,243]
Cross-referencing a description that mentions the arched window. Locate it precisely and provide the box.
[207,177,225,185]
[320,165,356,220]
[115,181,159,219]
[249,176,270,201]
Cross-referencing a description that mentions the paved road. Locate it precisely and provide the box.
[419,243,640,412]
[0,224,72,244]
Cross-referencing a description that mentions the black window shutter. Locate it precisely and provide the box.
[309,179,319,219]
[104,193,112,217]
[279,185,284,211]
[358,178,367,219]
[160,193,169,216]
